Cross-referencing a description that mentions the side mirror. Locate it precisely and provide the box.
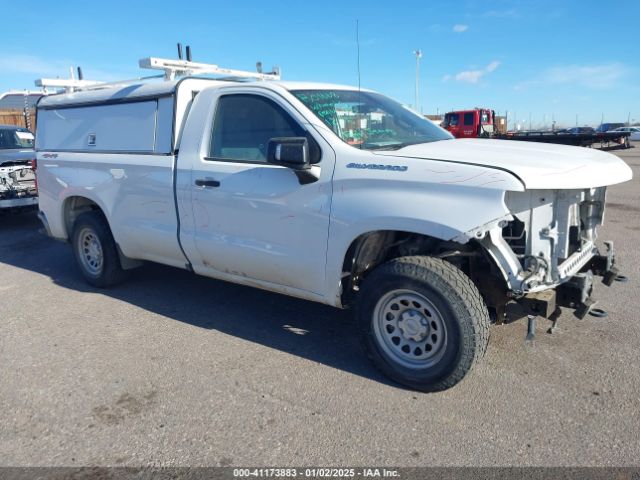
[266,137,318,185]
[267,137,310,170]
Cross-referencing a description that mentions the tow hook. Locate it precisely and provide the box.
[546,307,562,334]
[575,296,597,319]
[601,241,627,287]
[589,308,609,318]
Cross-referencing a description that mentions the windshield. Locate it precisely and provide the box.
[0,128,34,149]
[292,89,452,150]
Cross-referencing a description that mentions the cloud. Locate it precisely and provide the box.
[485,61,500,72]
[444,61,501,84]
[455,70,484,83]
[452,24,468,33]
[515,63,627,90]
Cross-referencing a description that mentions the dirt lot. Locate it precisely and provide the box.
[1,145,639,467]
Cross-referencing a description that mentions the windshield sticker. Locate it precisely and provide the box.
[347,163,408,172]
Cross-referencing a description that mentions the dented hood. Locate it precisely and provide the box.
[375,139,633,189]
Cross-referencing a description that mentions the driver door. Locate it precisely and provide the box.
[179,90,334,295]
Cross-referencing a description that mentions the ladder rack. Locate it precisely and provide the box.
[34,53,281,93]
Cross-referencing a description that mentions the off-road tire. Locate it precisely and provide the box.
[71,211,129,288]
[357,256,490,392]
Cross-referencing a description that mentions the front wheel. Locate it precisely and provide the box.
[357,256,490,392]
[71,211,129,288]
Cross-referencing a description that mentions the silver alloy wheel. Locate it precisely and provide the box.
[372,289,447,369]
[77,227,104,276]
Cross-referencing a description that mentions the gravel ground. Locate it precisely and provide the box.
[0,144,639,467]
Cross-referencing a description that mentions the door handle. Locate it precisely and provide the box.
[195,178,221,187]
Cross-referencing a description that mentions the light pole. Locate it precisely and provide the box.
[413,49,422,112]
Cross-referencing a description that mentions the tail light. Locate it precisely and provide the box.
[30,158,38,193]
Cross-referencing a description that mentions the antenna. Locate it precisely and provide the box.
[186,45,192,62]
[177,43,183,60]
[356,19,363,149]
[77,67,84,80]
[356,19,361,92]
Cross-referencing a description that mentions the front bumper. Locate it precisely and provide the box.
[518,242,625,319]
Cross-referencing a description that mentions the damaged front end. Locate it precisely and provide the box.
[0,163,38,209]
[464,187,626,323]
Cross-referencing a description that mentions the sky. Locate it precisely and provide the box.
[1,0,639,128]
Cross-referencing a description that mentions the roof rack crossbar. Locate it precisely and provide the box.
[34,78,105,93]
[139,57,281,81]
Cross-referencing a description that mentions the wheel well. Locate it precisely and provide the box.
[62,196,104,239]
[339,230,507,311]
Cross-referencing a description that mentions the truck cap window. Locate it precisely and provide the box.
[292,89,452,150]
[209,94,320,163]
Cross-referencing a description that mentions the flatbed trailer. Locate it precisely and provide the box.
[495,130,632,149]
[442,109,632,149]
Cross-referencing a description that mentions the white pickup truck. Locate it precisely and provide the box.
[35,66,632,391]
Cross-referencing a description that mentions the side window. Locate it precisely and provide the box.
[209,94,320,163]
[449,113,459,126]
[464,112,475,126]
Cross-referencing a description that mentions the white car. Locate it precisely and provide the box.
[34,58,632,391]
[611,126,640,141]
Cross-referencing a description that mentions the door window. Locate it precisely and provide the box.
[464,112,475,126]
[208,94,319,163]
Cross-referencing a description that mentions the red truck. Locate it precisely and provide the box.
[441,108,496,138]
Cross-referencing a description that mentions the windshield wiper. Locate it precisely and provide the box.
[366,140,429,151]
[364,144,403,151]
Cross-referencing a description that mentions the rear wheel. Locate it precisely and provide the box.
[71,211,128,287]
[357,256,490,392]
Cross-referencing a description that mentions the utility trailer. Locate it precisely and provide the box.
[443,108,632,149]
